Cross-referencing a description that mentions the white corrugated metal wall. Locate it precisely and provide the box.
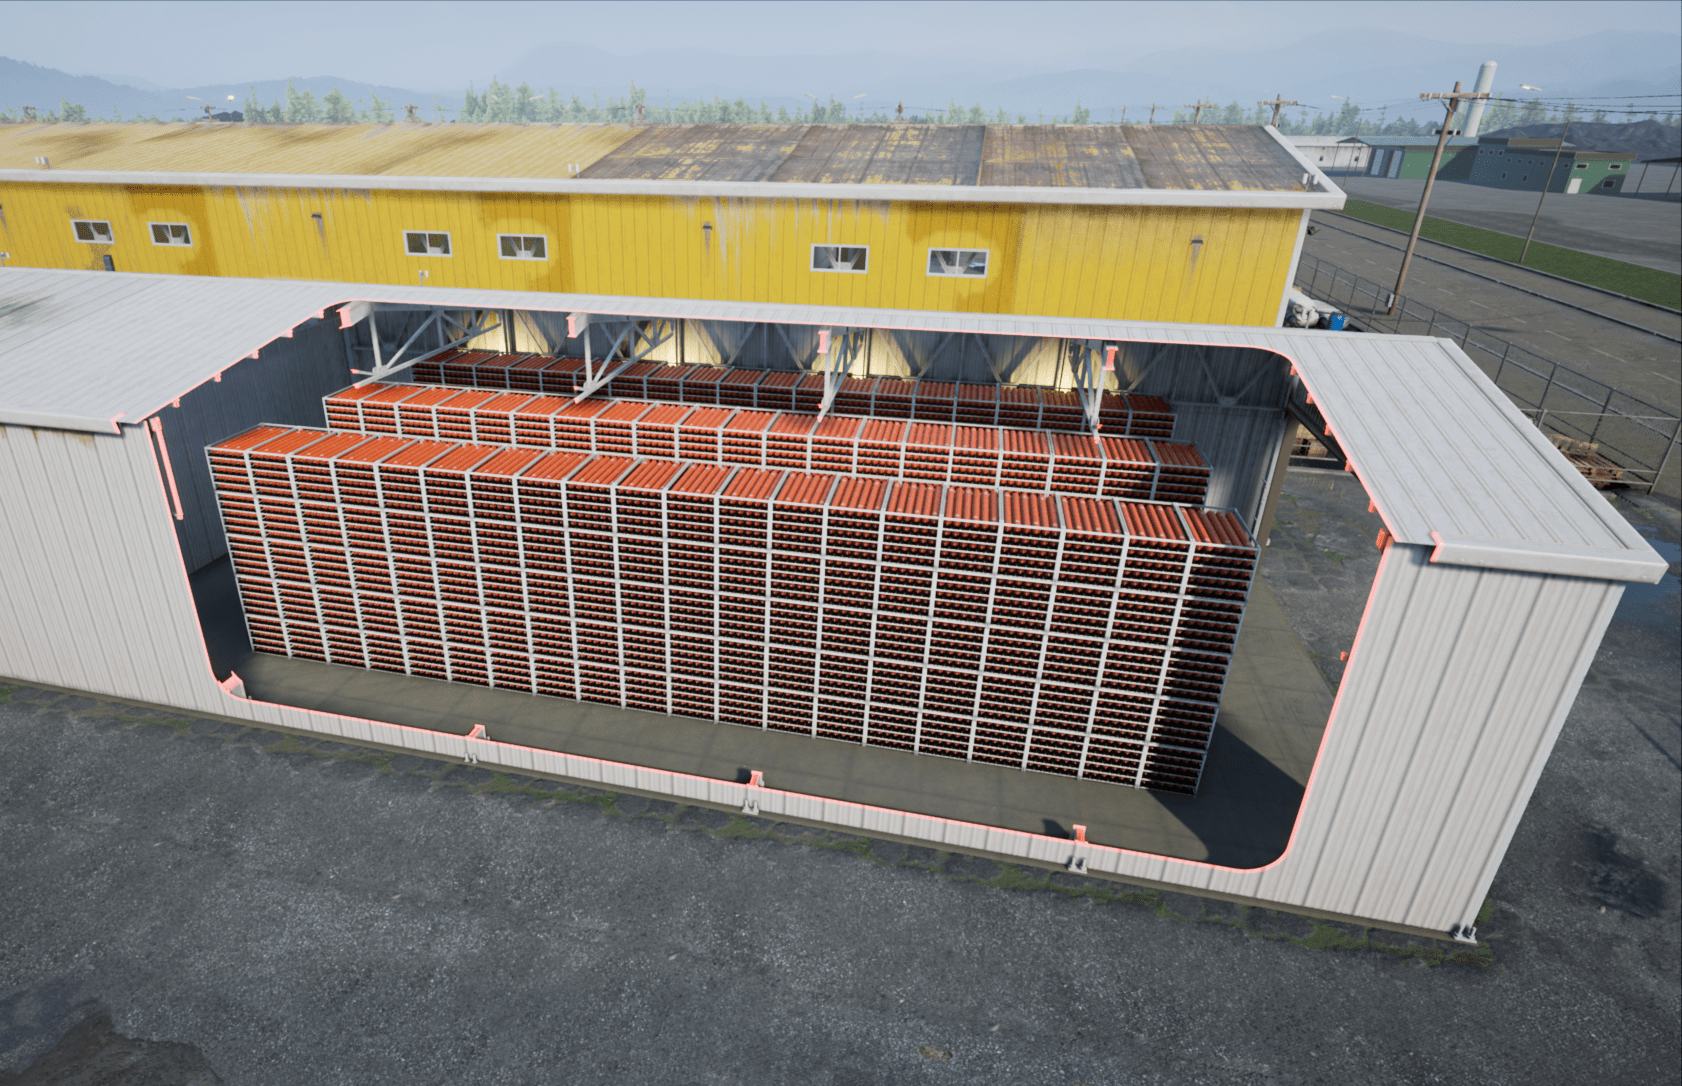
[0,405,1625,939]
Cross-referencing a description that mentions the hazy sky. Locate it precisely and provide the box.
[8,0,1680,88]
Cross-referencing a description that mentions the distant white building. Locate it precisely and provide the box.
[1286,136,1368,175]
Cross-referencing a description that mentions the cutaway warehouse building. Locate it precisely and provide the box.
[0,121,1334,326]
[0,266,1665,942]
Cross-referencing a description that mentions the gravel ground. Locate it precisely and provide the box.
[0,471,1675,1086]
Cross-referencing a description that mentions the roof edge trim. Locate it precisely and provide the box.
[1260,125,1347,208]
[0,169,1347,208]
[0,407,126,434]
[1429,531,1667,584]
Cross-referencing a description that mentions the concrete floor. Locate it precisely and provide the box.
[2,469,1674,1084]
[1329,174,1682,275]
[193,550,1335,871]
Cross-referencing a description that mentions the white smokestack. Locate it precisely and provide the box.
[1464,61,1497,137]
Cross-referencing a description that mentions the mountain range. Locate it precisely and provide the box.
[4,27,1677,123]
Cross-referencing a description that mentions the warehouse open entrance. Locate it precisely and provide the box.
[174,302,1344,868]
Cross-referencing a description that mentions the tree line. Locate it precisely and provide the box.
[4,77,1677,132]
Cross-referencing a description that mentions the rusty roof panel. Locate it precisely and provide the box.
[1124,124,1306,191]
[579,124,808,181]
[979,125,1149,188]
[769,124,988,185]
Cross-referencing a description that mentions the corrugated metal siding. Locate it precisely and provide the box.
[0,183,1299,325]
[1170,405,1287,529]
[0,427,1625,934]
[155,315,353,571]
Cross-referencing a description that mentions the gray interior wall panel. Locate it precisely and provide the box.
[153,316,352,573]
[1169,404,1288,529]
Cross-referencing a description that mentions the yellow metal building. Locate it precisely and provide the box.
[0,121,1341,326]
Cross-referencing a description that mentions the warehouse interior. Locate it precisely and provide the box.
[6,267,1663,938]
[146,299,1320,869]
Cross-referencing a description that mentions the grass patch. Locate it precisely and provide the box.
[0,684,16,704]
[1333,199,1682,309]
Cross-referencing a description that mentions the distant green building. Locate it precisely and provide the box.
[1344,136,1478,180]
[1467,137,1636,195]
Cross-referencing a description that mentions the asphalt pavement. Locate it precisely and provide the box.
[1330,175,1682,275]
[2,471,1675,1086]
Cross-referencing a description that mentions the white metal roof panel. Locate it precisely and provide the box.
[0,266,1662,582]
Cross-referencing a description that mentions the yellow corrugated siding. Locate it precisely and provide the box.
[0,181,1298,324]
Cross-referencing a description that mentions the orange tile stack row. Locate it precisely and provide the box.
[324,384,1210,505]
[208,425,1256,793]
[410,351,1172,436]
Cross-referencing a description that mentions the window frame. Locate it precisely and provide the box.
[810,244,869,274]
[403,230,453,257]
[71,219,114,244]
[149,222,193,247]
[926,248,990,279]
[497,233,550,261]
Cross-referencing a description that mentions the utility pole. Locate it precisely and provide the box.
[1259,93,1298,127]
[1147,102,1162,124]
[1185,100,1213,124]
[1520,102,1572,264]
[1390,80,1489,313]
[405,103,419,122]
[1118,105,1130,123]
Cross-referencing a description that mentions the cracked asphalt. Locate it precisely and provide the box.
[0,470,1676,1085]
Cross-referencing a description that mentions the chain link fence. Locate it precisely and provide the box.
[1295,255,1681,493]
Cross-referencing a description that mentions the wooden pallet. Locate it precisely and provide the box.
[1549,435,1625,489]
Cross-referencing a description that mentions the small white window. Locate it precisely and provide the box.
[1607,163,1622,170]
[404,231,451,257]
[811,244,868,273]
[927,248,989,278]
[1602,178,1616,188]
[150,222,192,246]
[499,234,548,260]
[1574,163,1588,169]
[72,220,113,243]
